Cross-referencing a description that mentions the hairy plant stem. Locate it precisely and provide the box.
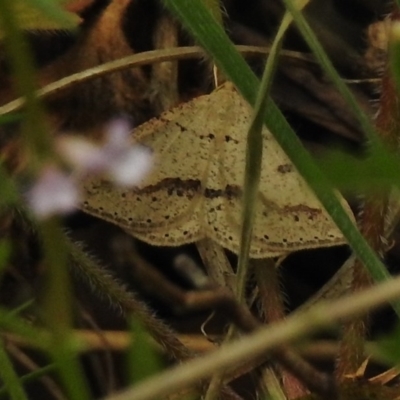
[255,259,309,399]
[335,198,386,379]
[336,13,400,378]
[66,237,194,362]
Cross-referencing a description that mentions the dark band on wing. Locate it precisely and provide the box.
[133,178,241,200]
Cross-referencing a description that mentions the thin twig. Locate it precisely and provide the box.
[79,306,117,395]
[0,46,312,116]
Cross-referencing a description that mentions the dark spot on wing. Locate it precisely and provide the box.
[283,205,321,220]
[175,121,187,132]
[205,185,241,200]
[225,135,239,144]
[277,164,293,173]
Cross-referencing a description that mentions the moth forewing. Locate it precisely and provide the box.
[82,82,353,258]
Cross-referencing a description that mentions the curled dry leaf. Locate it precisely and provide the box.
[82,82,354,258]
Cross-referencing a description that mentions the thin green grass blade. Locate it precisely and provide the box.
[201,0,223,25]
[39,220,91,400]
[49,341,90,400]
[0,339,28,400]
[236,2,309,304]
[7,300,35,317]
[281,0,381,147]
[0,364,56,399]
[321,145,400,192]
[0,3,91,398]
[126,318,162,384]
[0,307,47,348]
[376,320,400,366]
[0,0,51,163]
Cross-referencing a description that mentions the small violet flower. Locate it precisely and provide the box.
[108,145,152,187]
[26,165,80,218]
[27,119,153,219]
[99,119,152,186]
[57,119,152,185]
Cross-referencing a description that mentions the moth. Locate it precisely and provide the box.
[82,82,353,258]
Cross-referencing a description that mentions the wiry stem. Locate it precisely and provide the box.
[0,46,284,116]
[335,197,386,379]
[198,239,238,400]
[66,237,194,362]
[336,9,400,380]
[255,259,309,399]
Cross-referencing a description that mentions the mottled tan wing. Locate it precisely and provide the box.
[82,84,238,245]
[82,83,352,258]
[196,84,351,258]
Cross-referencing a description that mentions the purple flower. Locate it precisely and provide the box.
[26,165,80,218]
[108,144,152,186]
[101,119,153,185]
[56,136,106,174]
[57,119,153,185]
[27,119,153,219]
